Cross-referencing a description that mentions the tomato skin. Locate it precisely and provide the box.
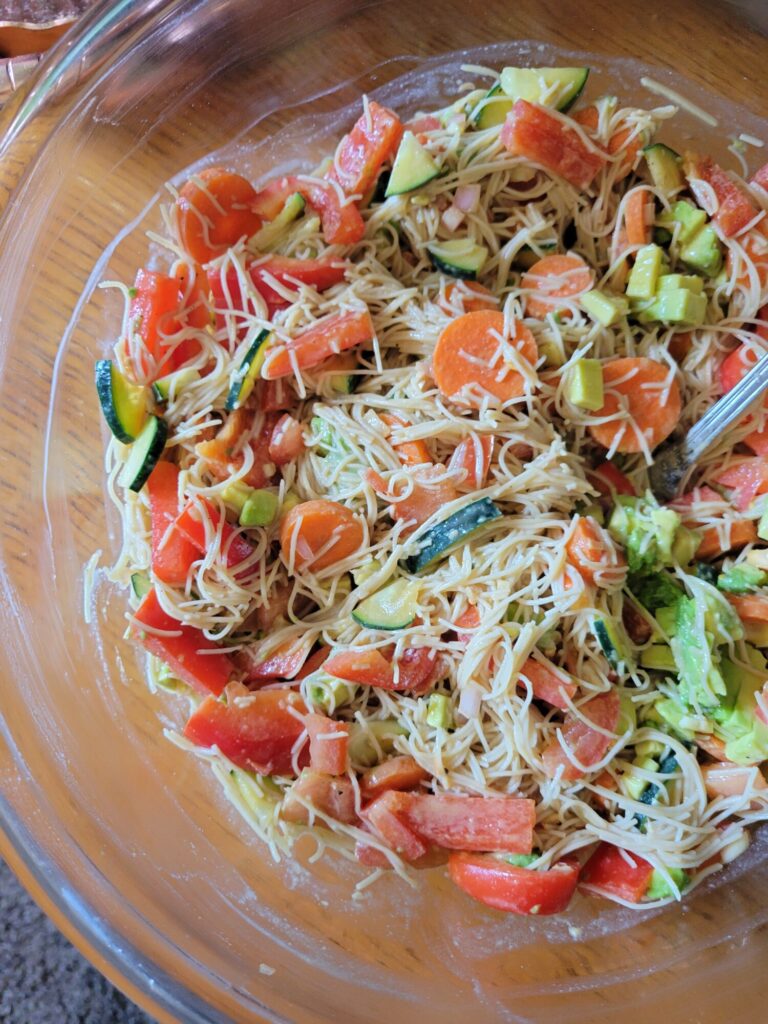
[325,648,395,688]
[174,498,255,574]
[252,174,365,245]
[132,588,234,696]
[329,100,404,198]
[183,689,308,775]
[268,414,305,466]
[580,842,653,903]
[176,167,261,264]
[589,461,636,497]
[752,162,768,192]
[542,690,620,782]
[715,458,768,511]
[395,647,439,694]
[236,636,313,682]
[281,769,357,824]
[501,99,605,189]
[686,154,757,237]
[146,462,199,587]
[261,309,374,380]
[449,854,580,915]
[129,269,184,379]
[305,712,349,775]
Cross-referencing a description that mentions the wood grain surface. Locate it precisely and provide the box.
[0,2,767,1023]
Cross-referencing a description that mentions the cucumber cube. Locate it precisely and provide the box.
[626,243,664,300]
[671,200,707,242]
[680,224,723,276]
[657,273,704,295]
[222,480,253,515]
[568,359,604,411]
[640,644,677,672]
[580,289,629,326]
[640,287,707,326]
[426,693,453,729]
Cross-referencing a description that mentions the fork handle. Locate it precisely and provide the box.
[686,350,768,460]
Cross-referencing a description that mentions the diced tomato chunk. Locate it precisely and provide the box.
[379,413,432,467]
[394,647,440,695]
[589,461,635,497]
[501,99,606,190]
[129,269,184,380]
[719,343,765,398]
[752,162,768,192]
[363,791,428,860]
[359,755,430,801]
[453,605,480,644]
[253,174,365,245]
[365,465,459,532]
[324,648,395,688]
[305,713,349,775]
[261,309,374,380]
[183,689,308,775]
[685,153,758,237]
[132,588,234,696]
[518,658,577,710]
[715,458,768,511]
[268,414,305,466]
[329,100,404,197]
[295,645,331,680]
[580,842,654,903]
[281,768,357,823]
[447,434,494,489]
[236,636,314,682]
[174,498,255,573]
[146,461,199,587]
[449,853,580,915]
[542,690,620,782]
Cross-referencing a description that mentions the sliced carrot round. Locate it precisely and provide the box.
[432,310,537,404]
[521,253,594,319]
[565,517,626,588]
[280,499,364,571]
[588,357,681,454]
[176,168,262,264]
[440,281,498,315]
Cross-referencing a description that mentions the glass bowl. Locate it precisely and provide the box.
[1,1,768,1021]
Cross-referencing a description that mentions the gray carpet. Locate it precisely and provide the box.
[0,858,154,1023]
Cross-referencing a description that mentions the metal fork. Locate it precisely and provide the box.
[648,352,768,500]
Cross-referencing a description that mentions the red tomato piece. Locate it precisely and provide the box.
[328,100,404,197]
[752,162,768,192]
[518,658,577,710]
[579,842,654,903]
[719,344,764,398]
[447,434,494,489]
[393,647,440,695]
[325,648,395,688]
[183,689,308,775]
[449,853,580,915]
[253,173,364,245]
[132,588,234,696]
[174,498,255,573]
[589,461,636,497]
[405,115,442,136]
[175,168,262,264]
[365,465,459,532]
[667,485,724,512]
[359,755,430,802]
[295,645,331,680]
[261,309,374,380]
[370,791,535,853]
[685,154,758,237]
[259,378,297,412]
[146,462,199,587]
[500,99,606,190]
[305,712,349,775]
[281,769,357,824]
[364,792,428,860]
[129,269,184,380]
[379,412,432,467]
[542,690,620,782]
[237,635,314,682]
[268,414,305,466]
[715,458,768,511]
[743,424,768,456]
[454,605,481,644]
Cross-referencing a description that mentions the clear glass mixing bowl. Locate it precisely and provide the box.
[1,1,768,1020]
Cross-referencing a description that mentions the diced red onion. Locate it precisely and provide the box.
[458,682,482,718]
[441,205,465,231]
[454,183,481,212]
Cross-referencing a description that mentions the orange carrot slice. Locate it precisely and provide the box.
[365,466,459,532]
[380,413,431,467]
[518,658,577,710]
[565,517,626,588]
[625,189,652,246]
[447,433,494,489]
[432,310,537,404]
[521,253,594,319]
[280,499,364,571]
[176,168,262,265]
[588,357,681,454]
[440,281,498,314]
[726,593,768,623]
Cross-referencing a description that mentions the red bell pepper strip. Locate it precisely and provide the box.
[261,309,374,380]
[500,99,606,190]
[174,498,255,572]
[327,100,404,197]
[132,588,235,696]
[146,462,199,587]
[580,842,654,903]
[183,689,308,775]
[449,853,580,915]
[685,153,758,237]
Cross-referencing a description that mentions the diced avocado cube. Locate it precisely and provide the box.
[680,224,723,276]
[240,489,279,527]
[426,693,453,729]
[717,563,768,594]
[655,696,695,739]
[352,559,383,586]
[640,287,707,326]
[580,289,629,326]
[640,644,677,672]
[671,200,708,242]
[626,243,664,300]
[655,605,679,635]
[635,738,666,759]
[505,852,539,868]
[646,867,689,900]
[671,524,702,565]
[222,480,253,515]
[608,495,681,574]
[568,359,604,411]
[657,272,704,295]
[758,508,768,542]
[643,143,684,193]
[308,675,357,713]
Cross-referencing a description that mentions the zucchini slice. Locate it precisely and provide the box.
[643,143,684,194]
[131,572,152,599]
[120,416,168,493]
[499,66,590,113]
[472,83,512,130]
[593,616,634,671]
[405,498,502,574]
[427,238,489,280]
[352,578,420,630]
[250,192,306,250]
[225,329,273,411]
[385,131,440,196]
[95,359,148,443]
[152,367,201,402]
